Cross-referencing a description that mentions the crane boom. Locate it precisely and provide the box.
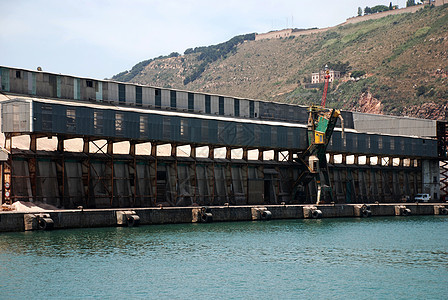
[320,70,330,107]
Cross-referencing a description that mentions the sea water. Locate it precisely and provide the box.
[0,216,447,299]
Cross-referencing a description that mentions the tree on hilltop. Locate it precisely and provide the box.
[358,7,363,16]
[389,2,393,10]
[406,0,416,7]
[371,5,390,13]
[364,6,372,15]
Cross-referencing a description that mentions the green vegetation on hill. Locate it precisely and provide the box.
[112,33,255,84]
[112,52,180,82]
[111,5,448,120]
[183,33,255,85]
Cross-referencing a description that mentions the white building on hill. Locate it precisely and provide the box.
[311,69,341,84]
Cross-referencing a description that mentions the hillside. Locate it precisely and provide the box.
[112,5,448,120]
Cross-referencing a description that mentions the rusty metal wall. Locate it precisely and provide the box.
[7,152,423,208]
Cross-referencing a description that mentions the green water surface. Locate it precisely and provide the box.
[0,216,447,299]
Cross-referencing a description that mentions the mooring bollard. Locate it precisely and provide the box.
[251,207,272,221]
[116,211,140,227]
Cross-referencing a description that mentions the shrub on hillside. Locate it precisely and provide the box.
[326,61,352,75]
[351,70,366,78]
[416,85,427,96]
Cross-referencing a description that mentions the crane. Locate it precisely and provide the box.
[293,64,344,204]
[321,64,330,108]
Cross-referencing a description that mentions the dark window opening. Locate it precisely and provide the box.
[234,99,240,117]
[136,86,142,106]
[205,95,211,114]
[219,96,224,115]
[188,93,194,112]
[157,170,167,181]
[15,71,21,79]
[155,89,161,108]
[118,84,126,103]
[249,100,255,118]
[86,80,93,88]
[170,90,177,109]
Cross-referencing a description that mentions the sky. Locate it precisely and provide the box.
[0,0,411,80]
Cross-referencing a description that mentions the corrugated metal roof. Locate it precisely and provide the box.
[0,65,309,108]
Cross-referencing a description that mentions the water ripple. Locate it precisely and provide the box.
[0,216,447,299]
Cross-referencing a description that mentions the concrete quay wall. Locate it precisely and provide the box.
[0,204,446,232]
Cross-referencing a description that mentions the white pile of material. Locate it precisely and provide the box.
[10,201,58,212]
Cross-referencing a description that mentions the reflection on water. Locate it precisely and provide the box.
[1,216,447,299]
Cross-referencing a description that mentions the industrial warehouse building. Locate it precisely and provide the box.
[0,66,446,208]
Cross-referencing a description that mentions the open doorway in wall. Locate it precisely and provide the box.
[156,167,168,205]
[263,169,278,204]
